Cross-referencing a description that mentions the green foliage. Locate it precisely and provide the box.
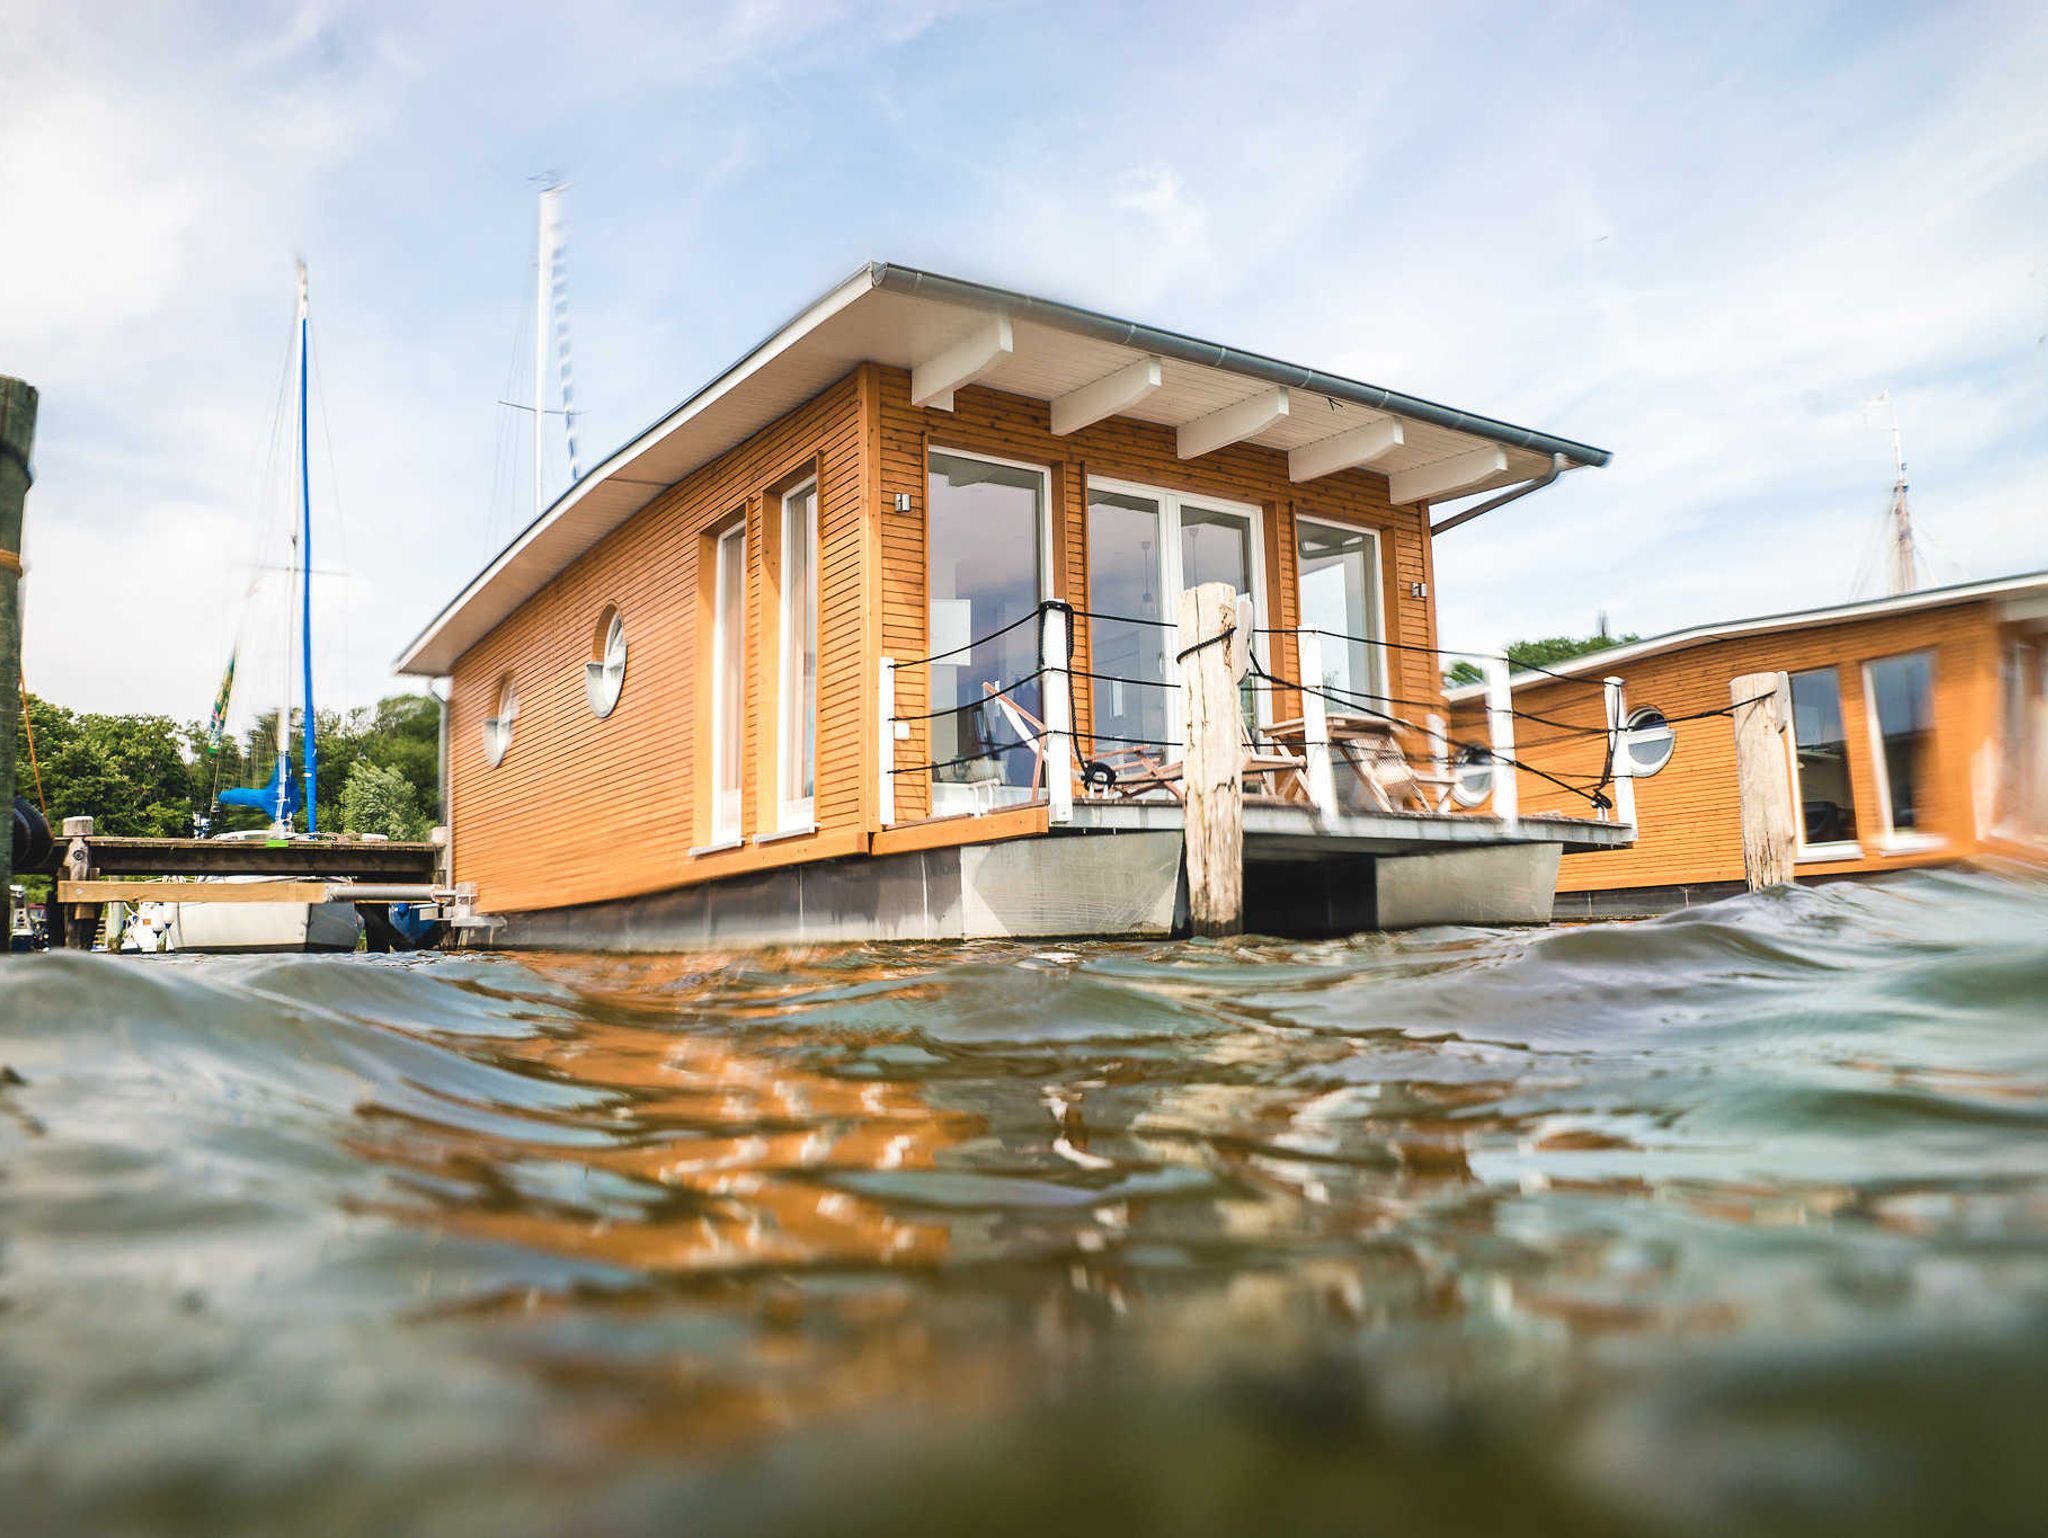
[337,758,425,841]
[1444,632,1641,689]
[13,690,442,841]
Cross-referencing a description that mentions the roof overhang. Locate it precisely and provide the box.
[1442,569,2048,703]
[398,261,1611,676]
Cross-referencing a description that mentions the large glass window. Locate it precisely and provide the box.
[1866,650,1936,840]
[1788,667,1857,849]
[928,450,1048,814]
[1295,518,1384,707]
[1085,482,1262,753]
[711,523,746,843]
[778,480,817,827]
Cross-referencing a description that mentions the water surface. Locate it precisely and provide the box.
[4,866,2046,1535]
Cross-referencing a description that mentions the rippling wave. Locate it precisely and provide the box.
[4,865,2046,1535]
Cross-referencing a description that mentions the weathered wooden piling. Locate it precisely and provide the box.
[1729,671,1795,891]
[1,377,38,943]
[1177,581,1243,936]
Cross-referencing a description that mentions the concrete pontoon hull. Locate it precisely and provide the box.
[472,815,1598,953]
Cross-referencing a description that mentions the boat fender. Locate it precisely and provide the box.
[12,796,53,873]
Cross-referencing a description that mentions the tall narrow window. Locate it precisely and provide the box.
[928,450,1047,815]
[1788,667,1856,850]
[1866,650,1936,843]
[1295,518,1384,707]
[711,522,746,843]
[778,480,818,828]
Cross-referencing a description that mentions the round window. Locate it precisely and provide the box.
[584,606,627,718]
[1623,705,1674,777]
[1450,745,1495,808]
[483,675,518,766]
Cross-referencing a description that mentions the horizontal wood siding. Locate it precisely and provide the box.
[1449,603,2005,892]
[448,373,867,913]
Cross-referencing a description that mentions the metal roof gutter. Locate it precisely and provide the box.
[869,263,1613,470]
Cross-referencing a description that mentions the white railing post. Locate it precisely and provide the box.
[1603,675,1637,828]
[1427,711,1448,812]
[1295,628,1337,818]
[1042,605,1074,824]
[877,657,897,827]
[1480,656,1519,832]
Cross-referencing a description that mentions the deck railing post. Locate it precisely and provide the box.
[1041,606,1074,824]
[1295,627,1337,818]
[877,656,897,828]
[1729,671,1796,891]
[1603,675,1637,827]
[1179,582,1244,935]
[1480,656,1520,832]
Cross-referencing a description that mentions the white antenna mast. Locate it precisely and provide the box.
[534,182,560,524]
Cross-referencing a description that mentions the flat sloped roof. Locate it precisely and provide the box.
[398,261,1611,675]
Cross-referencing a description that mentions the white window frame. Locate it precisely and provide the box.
[1086,476,1269,742]
[1785,665,1861,863]
[708,522,747,847]
[1861,649,1946,855]
[1293,513,1389,708]
[926,447,1055,815]
[777,477,819,832]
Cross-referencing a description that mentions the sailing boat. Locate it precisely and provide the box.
[169,262,361,954]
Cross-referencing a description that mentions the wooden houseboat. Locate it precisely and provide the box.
[1445,571,2048,916]
[396,263,1631,948]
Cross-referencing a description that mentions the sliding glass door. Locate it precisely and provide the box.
[1085,480,1263,754]
[927,449,1050,814]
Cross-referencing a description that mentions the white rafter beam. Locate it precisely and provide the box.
[1389,445,1509,505]
[1288,417,1406,483]
[1051,356,1162,436]
[910,315,1013,411]
[1177,386,1289,460]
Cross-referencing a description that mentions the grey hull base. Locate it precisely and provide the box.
[475,832,1565,953]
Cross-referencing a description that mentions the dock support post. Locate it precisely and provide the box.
[60,816,94,950]
[1480,656,1519,832]
[1041,607,1073,824]
[1603,675,1637,827]
[1729,671,1795,891]
[1178,582,1243,936]
[1295,627,1337,818]
[0,377,36,945]
[877,656,897,827]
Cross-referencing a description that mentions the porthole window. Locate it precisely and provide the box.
[483,675,518,766]
[1450,745,1495,808]
[1624,705,1675,777]
[584,606,627,718]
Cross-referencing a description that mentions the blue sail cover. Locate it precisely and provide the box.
[219,756,300,821]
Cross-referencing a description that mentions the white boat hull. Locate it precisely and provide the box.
[167,900,362,954]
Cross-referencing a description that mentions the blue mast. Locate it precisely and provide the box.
[297,262,317,833]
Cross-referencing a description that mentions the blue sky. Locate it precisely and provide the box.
[4,0,2045,719]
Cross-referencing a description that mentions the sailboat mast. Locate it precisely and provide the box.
[1883,395,1918,597]
[534,185,560,524]
[297,261,318,833]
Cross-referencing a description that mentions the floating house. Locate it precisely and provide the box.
[1445,571,2048,916]
[397,264,1630,947]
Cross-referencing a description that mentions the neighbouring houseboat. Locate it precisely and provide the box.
[398,263,1632,948]
[1446,570,2048,916]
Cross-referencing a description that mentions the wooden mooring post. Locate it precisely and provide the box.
[1177,581,1243,936]
[1,376,37,945]
[1729,671,1795,891]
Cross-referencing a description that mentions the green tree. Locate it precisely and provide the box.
[337,758,425,840]
[1444,632,1641,688]
[15,694,196,836]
